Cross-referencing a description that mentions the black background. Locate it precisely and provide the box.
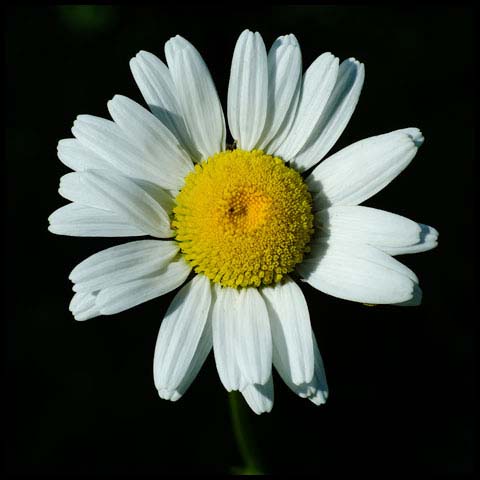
[5,5,474,476]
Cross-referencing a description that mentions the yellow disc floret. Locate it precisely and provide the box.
[172,149,314,288]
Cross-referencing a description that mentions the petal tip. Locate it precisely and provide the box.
[286,33,299,46]
[403,127,424,147]
[309,392,328,406]
[395,283,423,307]
[158,388,182,402]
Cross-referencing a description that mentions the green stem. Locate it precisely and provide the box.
[228,391,265,475]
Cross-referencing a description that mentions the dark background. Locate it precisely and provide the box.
[5,5,474,476]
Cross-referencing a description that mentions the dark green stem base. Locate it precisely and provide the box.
[228,391,265,475]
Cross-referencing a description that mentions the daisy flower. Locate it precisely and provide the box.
[49,29,438,414]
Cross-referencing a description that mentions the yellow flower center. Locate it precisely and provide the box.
[172,149,314,288]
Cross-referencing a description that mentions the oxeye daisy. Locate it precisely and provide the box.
[49,29,438,414]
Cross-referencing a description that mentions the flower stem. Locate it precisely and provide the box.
[228,391,265,475]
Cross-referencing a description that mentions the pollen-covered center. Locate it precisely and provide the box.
[172,149,314,288]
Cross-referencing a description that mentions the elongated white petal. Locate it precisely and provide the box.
[157,314,213,401]
[274,52,339,160]
[154,275,212,393]
[157,389,182,402]
[235,288,272,385]
[274,330,328,405]
[129,50,199,160]
[305,334,329,405]
[57,139,111,171]
[262,277,314,385]
[107,95,193,190]
[131,178,175,213]
[48,203,145,237]
[72,115,183,190]
[165,35,225,159]
[69,292,101,321]
[227,29,268,150]
[96,257,191,315]
[74,307,101,322]
[71,115,148,177]
[292,58,365,172]
[69,291,93,313]
[307,128,424,209]
[59,170,173,238]
[241,376,274,415]
[298,239,419,305]
[395,283,423,307]
[317,206,438,255]
[70,240,179,293]
[257,34,302,151]
[212,285,245,391]
[380,224,439,255]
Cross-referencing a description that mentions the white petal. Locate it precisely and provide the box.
[69,292,101,321]
[261,277,314,385]
[107,95,193,190]
[74,308,101,322]
[298,239,419,305]
[235,288,272,385]
[395,283,423,307]
[57,139,110,171]
[165,35,226,159]
[70,240,179,293]
[273,329,328,405]
[69,291,92,313]
[212,285,245,391]
[307,128,424,209]
[273,52,339,160]
[291,58,365,172]
[59,170,173,238]
[317,206,438,255]
[381,224,439,255]
[48,203,145,237]
[157,315,213,401]
[72,114,185,190]
[95,257,191,315]
[129,50,199,160]
[257,34,302,151]
[132,179,175,214]
[306,334,329,405]
[154,274,212,393]
[157,389,182,402]
[241,376,274,415]
[227,29,268,151]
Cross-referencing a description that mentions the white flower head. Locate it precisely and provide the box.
[49,29,438,414]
